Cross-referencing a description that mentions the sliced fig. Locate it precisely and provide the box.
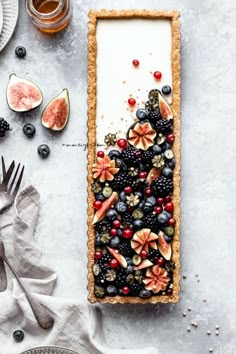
[133,259,153,271]
[7,74,43,112]
[92,192,118,224]
[42,89,70,131]
[127,122,156,151]
[131,228,158,254]
[107,246,127,268]
[158,231,172,260]
[146,167,161,185]
[158,92,173,120]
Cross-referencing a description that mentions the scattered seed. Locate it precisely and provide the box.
[209,348,213,353]
[187,327,191,332]
[183,274,187,279]
[195,274,199,277]
[215,330,219,336]
[207,330,211,335]
[191,321,195,326]
[194,322,198,328]
[215,325,219,330]
[197,279,200,282]
[203,298,207,302]
[182,312,187,317]
[188,307,191,312]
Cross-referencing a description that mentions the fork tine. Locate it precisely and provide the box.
[2,161,15,188]
[8,163,20,194]
[1,156,6,179]
[12,165,24,198]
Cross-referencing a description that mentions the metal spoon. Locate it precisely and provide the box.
[0,240,54,329]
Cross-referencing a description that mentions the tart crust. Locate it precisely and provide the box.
[87,9,181,304]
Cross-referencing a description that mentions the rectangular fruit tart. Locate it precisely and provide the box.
[87,10,181,304]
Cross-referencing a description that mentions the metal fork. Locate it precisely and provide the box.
[0,157,25,213]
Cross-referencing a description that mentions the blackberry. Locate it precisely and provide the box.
[120,146,140,166]
[0,118,10,137]
[95,273,107,286]
[112,172,134,191]
[141,149,155,164]
[95,219,112,233]
[143,213,159,233]
[98,254,112,271]
[148,109,162,122]
[121,213,133,227]
[148,248,160,263]
[156,119,173,134]
[115,270,127,288]
[130,282,143,296]
[151,176,173,198]
[119,240,134,257]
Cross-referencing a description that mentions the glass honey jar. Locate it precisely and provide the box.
[26,0,72,34]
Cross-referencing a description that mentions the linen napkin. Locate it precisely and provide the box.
[0,185,158,354]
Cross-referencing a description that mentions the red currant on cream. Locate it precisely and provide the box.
[95,251,102,260]
[139,171,147,179]
[110,228,118,236]
[132,59,139,66]
[109,259,119,268]
[93,200,102,209]
[117,138,127,149]
[112,219,121,228]
[97,151,104,158]
[140,250,148,259]
[128,98,136,106]
[164,202,174,212]
[122,228,133,239]
[166,134,175,143]
[153,71,162,80]
[168,218,176,226]
[122,286,130,295]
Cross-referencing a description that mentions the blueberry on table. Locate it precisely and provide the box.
[161,85,172,95]
[13,330,24,342]
[23,123,36,137]
[38,144,50,158]
[15,46,26,58]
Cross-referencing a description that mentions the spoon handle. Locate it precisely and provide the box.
[3,256,54,329]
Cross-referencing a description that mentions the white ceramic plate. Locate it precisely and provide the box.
[0,0,19,52]
[20,346,80,354]
[0,1,3,35]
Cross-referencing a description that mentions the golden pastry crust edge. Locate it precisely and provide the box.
[87,9,181,304]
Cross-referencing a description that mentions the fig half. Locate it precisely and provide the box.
[7,74,43,112]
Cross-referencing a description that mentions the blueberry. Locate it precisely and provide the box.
[136,108,148,121]
[164,235,172,243]
[15,46,26,58]
[162,142,171,152]
[110,236,120,248]
[95,235,101,246]
[108,150,121,160]
[119,191,126,202]
[125,265,134,274]
[37,144,50,158]
[146,196,156,207]
[133,219,144,230]
[95,193,106,202]
[162,210,172,218]
[138,201,145,209]
[106,209,117,220]
[125,257,133,265]
[115,201,127,214]
[157,212,168,224]
[23,123,35,137]
[135,191,143,199]
[161,85,172,95]
[117,228,123,237]
[168,159,176,169]
[139,289,151,298]
[13,330,24,342]
[106,285,117,296]
[143,202,153,213]
[162,167,173,178]
[152,145,162,154]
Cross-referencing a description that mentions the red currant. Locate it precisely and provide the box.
[139,171,147,179]
[95,251,102,260]
[145,187,152,196]
[157,257,165,267]
[164,202,174,212]
[128,98,136,106]
[110,228,118,236]
[109,259,119,268]
[153,71,162,80]
[135,150,141,158]
[117,138,127,149]
[93,200,102,209]
[157,197,164,205]
[97,151,104,158]
[132,59,139,66]
[165,196,172,202]
[166,288,173,296]
[154,206,162,214]
[122,228,133,239]
[127,206,133,212]
[166,134,175,143]
[168,218,176,226]
[140,249,148,259]
[124,186,132,194]
[112,219,121,228]
[122,286,130,295]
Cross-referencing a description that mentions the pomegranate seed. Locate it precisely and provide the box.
[122,228,133,239]
[157,197,164,204]
[95,251,102,260]
[140,250,148,259]
[165,196,172,202]
[166,134,175,143]
[97,151,104,158]
[154,206,162,214]
[153,71,162,80]
[110,228,118,236]
[122,286,130,295]
[157,257,165,267]
[117,138,127,149]
[124,186,132,194]
[145,187,152,196]
[132,59,139,66]
[128,98,136,106]
[93,200,102,209]
[164,202,174,212]
[139,171,147,179]
[168,218,176,226]
[112,219,121,228]
[109,259,119,268]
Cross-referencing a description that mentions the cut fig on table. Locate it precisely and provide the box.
[7,73,43,112]
[42,88,70,131]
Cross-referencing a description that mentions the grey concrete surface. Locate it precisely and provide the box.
[0,1,235,353]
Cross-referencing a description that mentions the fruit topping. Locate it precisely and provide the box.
[109,259,119,268]
[143,265,169,293]
[0,118,11,138]
[152,155,165,168]
[15,46,27,58]
[37,144,50,159]
[158,92,173,120]
[131,228,158,255]
[117,138,127,149]
[128,98,136,106]
[92,155,119,183]
[107,247,128,268]
[104,133,117,146]
[158,231,172,260]
[151,176,173,198]
[41,89,69,131]
[122,286,130,295]
[126,193,139,207]
[161,85,172,95]
[156,119,172,134]
[23,123,36,137]
[153,71,162,80]
[122,228,133,239]
[136,108,148,121]
[127,122,156,151]
[97,151,105,158]
[132,254,142,266]
[132,59,139,66]
[92,192,118,224]
[133,259,153,271]
[13,330,24,342]
[7,74,43,112]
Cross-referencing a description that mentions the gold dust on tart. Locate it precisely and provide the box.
[87,10,181,304]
